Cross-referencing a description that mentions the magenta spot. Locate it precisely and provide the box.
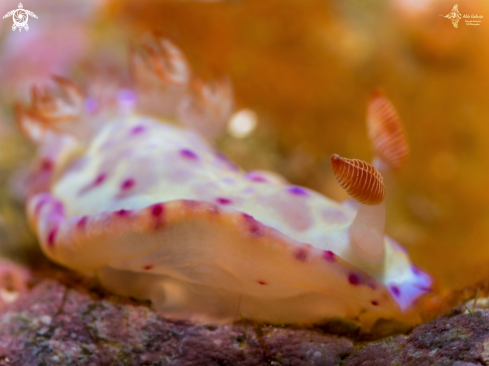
[323,250,336,263]
[150,204,165,230]
[371,300,379,306]
[287,186,308,196]
[77,216,88,229]
[40,158,53,171]
[51,201,65,217]
[143,265,154,271]
[121,179,135,190]
[94,174,106,186]
[34,198,49,216]
[80,173,107,195]
[242,213,261,236]
[152,204,163,217]
[294,248,308,262]
[180,149,198,160]
[47,227,58,247]
[216,197,232,205]
[116,209,130,217]
[348,273,362,286]
[390,286,401,297]
[130,125,145,135]
[243,213,254,220]
[245,173,267,183]
[257,280,267,285]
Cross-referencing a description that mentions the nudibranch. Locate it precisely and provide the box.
[15,38,431,331]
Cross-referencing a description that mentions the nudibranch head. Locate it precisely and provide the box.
[367,91,409,169]
[16,38,432,332]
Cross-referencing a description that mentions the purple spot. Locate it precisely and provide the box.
[94,174,106,186]
[216,197,232,205]
[130,125,146,135]
[150,204,165,230]
[243,213,254,220]
[246,173,267,183]
[77,216,88,229]
[257,280,267,285]
[152,204,163,217]
[40,158,53,171]
[51,201,65,217]
[143,265,154,271]
[117,89,137,106]
[242,213,261,236]
[287,186,308,196]
[348,273,362,286]
[323,250,336,263]
[121,179,135,191]
[294,248,308,262]
[216,152,229,161]
[85,97,98,114]
[47,227,58,247]
[116,209,130,217]
[390,286,401,297]
[411,265,422,276]
[34,198,49,216]
[371,300,379,306]
[414,284,432,293]
[79,173,107,195]
[180,149,198,160]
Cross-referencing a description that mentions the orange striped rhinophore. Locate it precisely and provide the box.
[330,154,385,205]
[367,91,409,169]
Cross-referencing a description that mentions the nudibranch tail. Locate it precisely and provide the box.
[331,154,386,270]
[367,90,409,169]
[330,154,385,205]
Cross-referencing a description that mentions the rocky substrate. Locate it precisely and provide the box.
[0,270,487,366]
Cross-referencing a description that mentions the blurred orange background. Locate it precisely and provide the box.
[1,0,489,295]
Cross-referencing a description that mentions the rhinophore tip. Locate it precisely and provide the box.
[367,91,409,169]
[330,154,385,205]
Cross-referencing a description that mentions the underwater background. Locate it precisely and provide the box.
[0,0,488,306]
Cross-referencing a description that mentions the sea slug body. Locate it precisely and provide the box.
[16,38,431,332]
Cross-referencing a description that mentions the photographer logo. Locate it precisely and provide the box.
[441,4,483,27]
[3,3,38,32]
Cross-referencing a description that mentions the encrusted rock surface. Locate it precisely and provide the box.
[0,270,488,366]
